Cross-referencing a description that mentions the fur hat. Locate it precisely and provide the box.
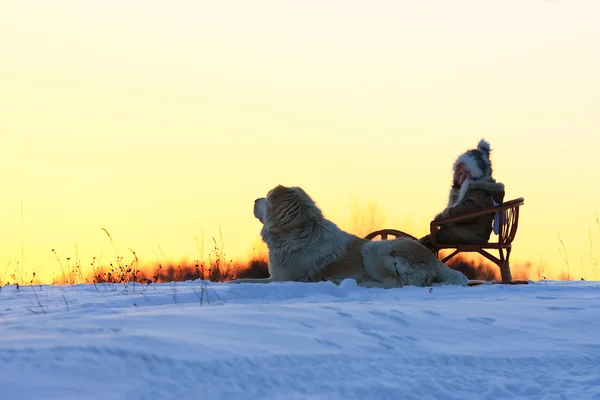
[453,139,492,181]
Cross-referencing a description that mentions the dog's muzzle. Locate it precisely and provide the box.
[254,198,266,223]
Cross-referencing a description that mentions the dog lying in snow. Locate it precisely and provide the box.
[230,185,467,288]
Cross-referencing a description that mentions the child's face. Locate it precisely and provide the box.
[457,168,470,186]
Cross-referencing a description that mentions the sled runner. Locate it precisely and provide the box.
[365,198,526,285]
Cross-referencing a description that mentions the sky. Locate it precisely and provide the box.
[1,0,599,283]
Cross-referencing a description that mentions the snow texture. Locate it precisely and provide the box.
[1,279,600,400]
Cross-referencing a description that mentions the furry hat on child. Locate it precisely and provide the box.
[453,139,492,181]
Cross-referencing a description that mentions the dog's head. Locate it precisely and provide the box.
[254,185,323,234]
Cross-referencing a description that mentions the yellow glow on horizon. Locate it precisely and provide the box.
[1,1,599,284]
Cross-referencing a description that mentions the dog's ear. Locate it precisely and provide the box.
[267,185,293,219]
[268,185,289,204]
[265,185,305,234]
[265,185,325,236]
[269,186,313,208]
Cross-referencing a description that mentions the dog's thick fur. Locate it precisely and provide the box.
[231,185,468,288]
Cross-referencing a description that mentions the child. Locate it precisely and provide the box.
[418,139,505,249]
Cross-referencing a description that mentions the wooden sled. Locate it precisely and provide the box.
[365,198,527,285]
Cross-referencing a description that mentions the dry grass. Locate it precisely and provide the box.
[441,252,532,281]
[548,212,600,281]
[1,227,270,291]
[341,200,388,239]
[86,240,268,291]
[2,209,598,288]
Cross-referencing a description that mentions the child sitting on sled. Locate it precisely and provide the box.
[418,139,506,249]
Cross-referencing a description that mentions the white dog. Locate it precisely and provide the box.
[231,185,467,288]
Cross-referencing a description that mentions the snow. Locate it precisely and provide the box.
[1,279,600,400]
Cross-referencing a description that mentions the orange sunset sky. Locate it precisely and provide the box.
[1,0,599,284]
